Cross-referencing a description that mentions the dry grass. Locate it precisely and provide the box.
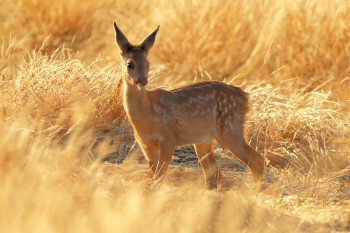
[0,0,349,232]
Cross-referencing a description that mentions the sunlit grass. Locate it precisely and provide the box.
[0,0,349,232]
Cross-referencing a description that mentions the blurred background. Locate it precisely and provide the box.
[1,0,349,99]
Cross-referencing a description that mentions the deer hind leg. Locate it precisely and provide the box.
[216,130,264,183]
[194,142,220,189]
[142,142,174,180]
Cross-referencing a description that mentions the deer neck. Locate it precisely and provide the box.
[122,76,149,122]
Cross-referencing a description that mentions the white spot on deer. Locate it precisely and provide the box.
[228,121,233,129]
[189,97,200,105]
[191,110,199,117]
[212,106,216,115]
[160,98,169,105]
[225,118,230,127]
[218,102,222,110]
[162,115,169,124]
[153,104,161,114]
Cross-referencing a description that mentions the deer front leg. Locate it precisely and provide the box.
[155,143,174,179]
[194,143,220,189]
[141,141,174,180]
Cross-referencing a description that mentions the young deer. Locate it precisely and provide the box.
[114,22,264,189]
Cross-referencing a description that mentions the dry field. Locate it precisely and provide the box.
[0,0,349,232]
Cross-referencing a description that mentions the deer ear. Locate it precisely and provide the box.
[139,26,160,53]
[114,22,131,52]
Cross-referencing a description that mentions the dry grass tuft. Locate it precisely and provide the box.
[1,39,124,132]
[246,83,347,174]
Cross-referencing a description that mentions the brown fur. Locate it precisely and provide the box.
[114,22,264,189]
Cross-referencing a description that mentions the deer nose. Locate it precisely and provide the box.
[135,77,148,86]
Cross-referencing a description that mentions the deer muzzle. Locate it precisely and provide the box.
[134,77,148,87]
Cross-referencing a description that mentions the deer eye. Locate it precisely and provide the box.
[127,62,135,70]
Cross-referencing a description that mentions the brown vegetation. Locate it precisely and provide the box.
[0,0,349,232]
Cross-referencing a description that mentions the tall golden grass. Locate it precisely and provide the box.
[0,0,349,232]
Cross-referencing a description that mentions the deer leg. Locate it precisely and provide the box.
[153,143,174,180]
[142,142,174,180]
[194,143,220,189]
[216,133,264,183]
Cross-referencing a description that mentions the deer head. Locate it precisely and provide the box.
[114,22,159,87]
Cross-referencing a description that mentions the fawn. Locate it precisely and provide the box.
[113,22,264,189]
